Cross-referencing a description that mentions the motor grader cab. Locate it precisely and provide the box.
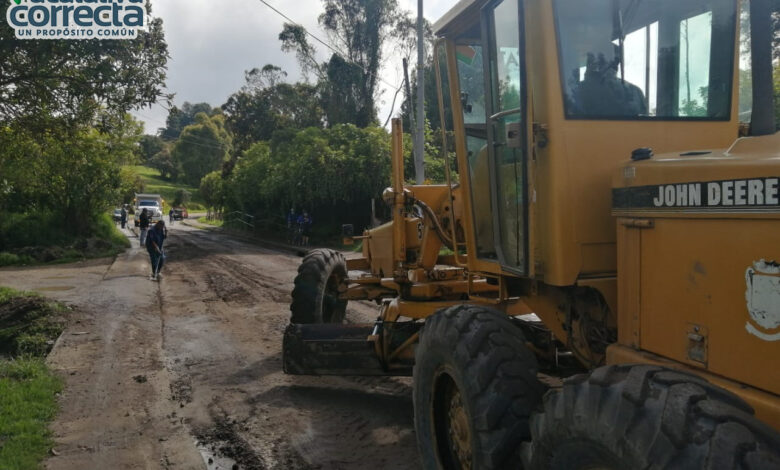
[284,0,780,467]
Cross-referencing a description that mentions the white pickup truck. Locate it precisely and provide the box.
[133,193,164,227]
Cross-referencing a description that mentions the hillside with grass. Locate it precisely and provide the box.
[129,166,206,211]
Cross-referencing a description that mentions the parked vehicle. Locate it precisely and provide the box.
[133,193,163,227]
[112,208,122,222]
[172,207,188,220]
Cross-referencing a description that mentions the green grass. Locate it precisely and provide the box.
[0,358,62,470]
[197,216,223,227]
[129,165,206,211]
[0,287,65,469]
[0,213,129,267]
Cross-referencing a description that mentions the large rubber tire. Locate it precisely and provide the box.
[527,364,780,470]
[414,305,547,470]
[290,248,348,324]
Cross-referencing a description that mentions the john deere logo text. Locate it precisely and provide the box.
[6,0,146,40]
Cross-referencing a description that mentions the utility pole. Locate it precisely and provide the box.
[414,0,425,184]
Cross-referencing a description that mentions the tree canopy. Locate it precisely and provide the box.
[159,102,216,141]
[0,113,143,229]
[172,113,232,187]
[222,66,323,155]
[279,0,415,127]
[0,3,169,128]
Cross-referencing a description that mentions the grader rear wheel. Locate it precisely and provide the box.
[290,248,348,324]
[414,305,546,470]
[526,364,780,470]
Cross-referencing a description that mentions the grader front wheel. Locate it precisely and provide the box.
[413,305,546,470]
[290,248,348,324]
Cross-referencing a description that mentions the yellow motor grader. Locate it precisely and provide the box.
[284,0,780,467]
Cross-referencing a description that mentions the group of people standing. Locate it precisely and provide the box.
[286,209,313,246]
[138,208,167,281]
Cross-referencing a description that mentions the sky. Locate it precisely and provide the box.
[132,0,454,134]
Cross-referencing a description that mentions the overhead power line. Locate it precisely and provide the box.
[254,0,402,91]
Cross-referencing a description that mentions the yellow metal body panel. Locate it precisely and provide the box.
[630,218,779,394]
[522,0,742,286]
[613,132,780,397]
[363,221,394,278]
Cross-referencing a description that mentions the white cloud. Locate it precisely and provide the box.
[134,0,455,134]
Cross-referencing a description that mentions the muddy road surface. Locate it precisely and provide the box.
[0,222,420,469]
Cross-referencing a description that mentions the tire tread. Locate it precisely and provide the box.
[528,364,780,470]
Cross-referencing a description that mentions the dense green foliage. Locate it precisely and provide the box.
[158,102,215,141]
[172,113,232,186]
[0,4,168,127]
[199,171,225,216]
[137,135,166,162]
[0,214,130,266]
[224,125,392,233]
[0,4,169,258]
[223,66,324,155]
[0,113,145,254]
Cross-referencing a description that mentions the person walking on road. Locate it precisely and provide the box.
[169,208,174,226]
[146,220,167,281]
[299,211,313,247]
[120,206,127,229]
[139,208,150,247]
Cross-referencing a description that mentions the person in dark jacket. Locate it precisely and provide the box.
[146,220,167,281]
[139,208,150,247]
[120,206,127,229]
[298,211,312,246]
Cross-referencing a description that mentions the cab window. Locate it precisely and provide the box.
[554,0,737,119]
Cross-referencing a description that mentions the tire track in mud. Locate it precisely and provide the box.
[171,231,290,304]
[158,228,422,469]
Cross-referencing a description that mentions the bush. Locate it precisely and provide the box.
[0,252,32,267]
[225,124,391,237]
[0,212,128,264]
[0,211,71,250]
[173,188,191,207]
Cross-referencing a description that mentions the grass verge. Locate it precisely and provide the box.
[130,165,206,211]
[0,287,65,469]
[197,216,224,227]
[0,358,62,470]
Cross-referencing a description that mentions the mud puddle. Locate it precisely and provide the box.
[195,415,266,470]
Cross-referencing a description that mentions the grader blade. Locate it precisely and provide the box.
[283,323,412,376]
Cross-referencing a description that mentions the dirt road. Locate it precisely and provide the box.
[0,222,420,469]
